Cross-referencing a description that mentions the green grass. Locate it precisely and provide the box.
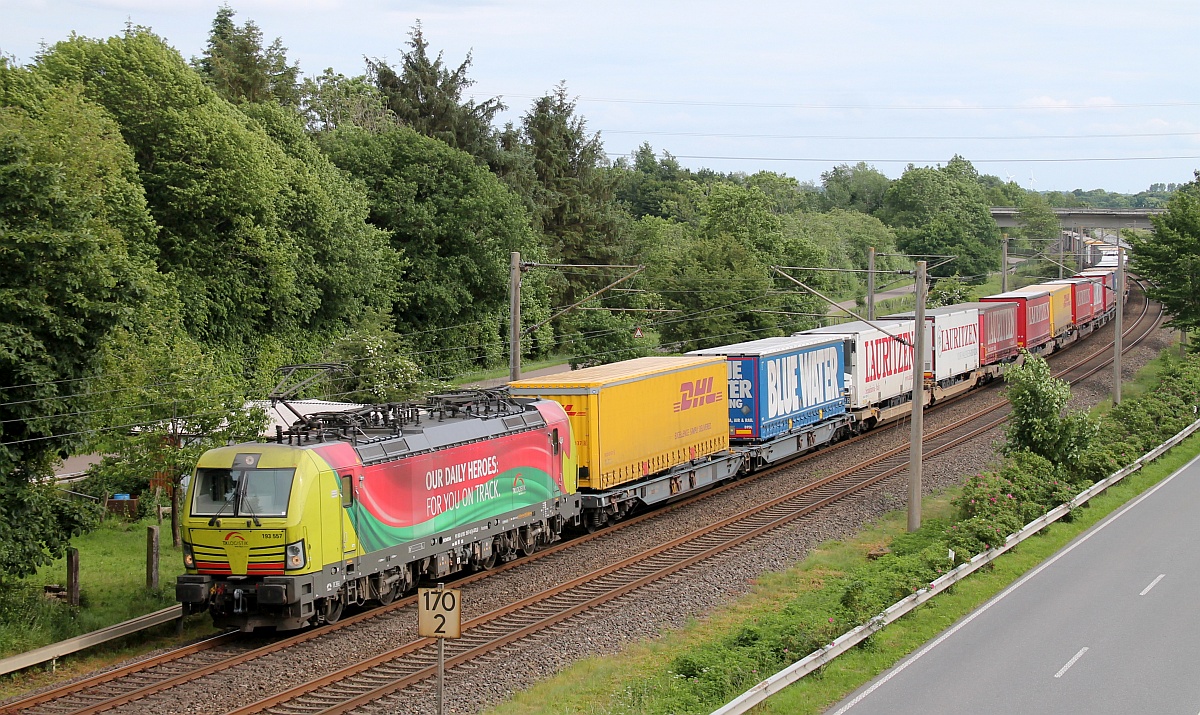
[484,434,1200,715]
[1089,348,1186,418]
[0,516,218,698]
[450,354,576,385]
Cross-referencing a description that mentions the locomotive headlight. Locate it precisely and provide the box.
[182,543,195,569]
[285,540,306,570]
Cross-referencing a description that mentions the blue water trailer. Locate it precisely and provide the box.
[689,335,847,442]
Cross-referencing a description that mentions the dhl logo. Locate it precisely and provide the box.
[674,377,724,412]
[561,404,586,417]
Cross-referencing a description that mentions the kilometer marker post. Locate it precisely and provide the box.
[419,583,461,715]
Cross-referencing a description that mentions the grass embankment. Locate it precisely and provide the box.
[487,350,1200,715]
[0,517,218,699]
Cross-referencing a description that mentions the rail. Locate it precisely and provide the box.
[0,605,183,677]
[712,414,1200,715]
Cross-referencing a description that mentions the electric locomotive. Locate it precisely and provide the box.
[176,393,578,631]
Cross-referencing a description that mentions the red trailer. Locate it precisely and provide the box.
[1045,279,1096,326]
[979,290,1052,351]
[957,301,1020,365]
[1076,269,1116,312]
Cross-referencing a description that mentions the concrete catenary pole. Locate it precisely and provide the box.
[1113,244,1123,405]
[908,260,927,533]
[1058,231,1065,279]
[1001,236,1009,293]
[509,251,522,383]
[867,246,876,321]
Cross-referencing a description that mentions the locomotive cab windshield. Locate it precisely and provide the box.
[192,465,295,521]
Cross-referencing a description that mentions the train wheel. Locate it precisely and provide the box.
[322,596,344,624]
[377,579,399,606]
[517,527,540,556]
[476,550,498,571]
[584,511,607,534]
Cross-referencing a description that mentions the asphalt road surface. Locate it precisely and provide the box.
[828,451,1200,715]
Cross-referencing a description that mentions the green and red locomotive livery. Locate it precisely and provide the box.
[176,393,578,631]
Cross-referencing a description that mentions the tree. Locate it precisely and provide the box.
[0,72,159,577]
[238,101,396,333]
[641,218,779,350]
[1128,173,1200,337]
[318,125,543,376]
[1002,352,1098,481]
[38,29,385,345]
[1016,191,1061,245]
[86,303,267,547]
[300,68,397,133]
[561,309,649,368]
[746,171,823,215]
[195,5,301,106]
[368,22,503,165]
[821,162,891,215]
[977,174,1027,207]
[881,156,1001,280]
[522,83,627,301]
[928,276,975,307]
[613,143,702,222]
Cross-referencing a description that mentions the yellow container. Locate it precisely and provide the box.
[509,357,730,490]
[1013,284,1073,337]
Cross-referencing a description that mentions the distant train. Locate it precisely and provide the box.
[176,265,1125,631]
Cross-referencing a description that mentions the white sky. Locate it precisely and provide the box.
[3,0,1199,194]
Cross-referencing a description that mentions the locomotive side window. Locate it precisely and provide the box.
[550,429,560,456]
[340,474,354,507]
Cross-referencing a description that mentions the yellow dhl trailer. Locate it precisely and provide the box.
[509,356,730,491]
[1011,283,1074,337]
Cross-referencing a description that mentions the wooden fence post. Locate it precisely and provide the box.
[66,547,80,607]
[146,525,160,590]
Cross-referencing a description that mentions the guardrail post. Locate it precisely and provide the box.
[66,548,79,607]
[146,525,160,590]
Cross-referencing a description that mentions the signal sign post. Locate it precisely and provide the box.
[418,584,461,715]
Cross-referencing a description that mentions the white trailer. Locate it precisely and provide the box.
[797,320,920,427]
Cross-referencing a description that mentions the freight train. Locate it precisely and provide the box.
[176,266,1126,631]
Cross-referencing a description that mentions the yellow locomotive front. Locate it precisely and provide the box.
[176,444,359,631]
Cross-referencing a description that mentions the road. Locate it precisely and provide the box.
[827,450,1200,715]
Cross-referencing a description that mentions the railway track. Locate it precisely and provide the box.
[2,284,1161,715]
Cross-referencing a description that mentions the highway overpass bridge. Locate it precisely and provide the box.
[990,207,1164,231]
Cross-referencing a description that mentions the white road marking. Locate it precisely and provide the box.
[831,449,1200,713]
[1140,574,1165,596]
[1054,647,1089,678]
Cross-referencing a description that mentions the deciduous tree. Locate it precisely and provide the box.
[1128,174,1200,339]
[0,71,159,577]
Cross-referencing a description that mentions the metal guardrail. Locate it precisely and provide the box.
[713,415,1200,715]
[0,605,183,677]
